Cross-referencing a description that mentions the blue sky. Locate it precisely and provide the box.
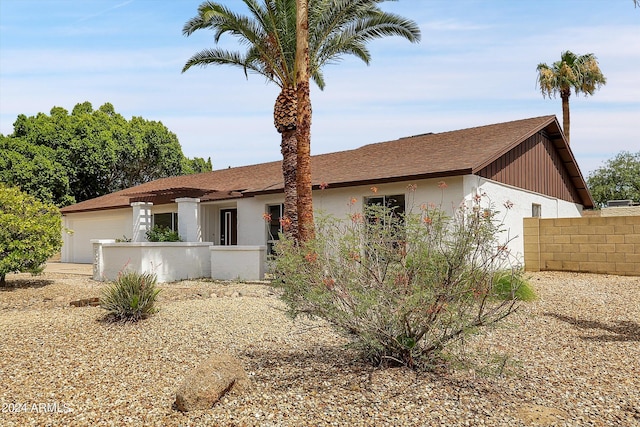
[0,0,638,178]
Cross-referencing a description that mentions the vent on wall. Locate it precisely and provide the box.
[607,200,634,207]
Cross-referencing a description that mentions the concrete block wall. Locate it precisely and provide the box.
[524,216,640,276]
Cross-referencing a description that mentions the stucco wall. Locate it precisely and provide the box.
[93,241,212,282]
[463,176,583,261]
[62,209,132,263]
[524,216,640,276]
[239,177,466,247]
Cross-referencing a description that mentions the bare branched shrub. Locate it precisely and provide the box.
[273,189,524,370]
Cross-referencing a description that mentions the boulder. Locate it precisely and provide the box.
[174,353,250,412]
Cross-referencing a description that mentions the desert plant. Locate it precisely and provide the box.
[492,271,537,302]
[273,190,523,370]
[146,225,181,242]
[100,271,161,322]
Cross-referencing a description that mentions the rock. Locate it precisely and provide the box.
[69,297,100,307]
[174,353,250,412]
[517,404,569,426]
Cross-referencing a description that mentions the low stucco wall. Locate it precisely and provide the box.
[92,240,212,283]
[210,246,267,281]
[524,216,640,276]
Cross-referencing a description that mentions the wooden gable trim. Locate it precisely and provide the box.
[475,130,593,207]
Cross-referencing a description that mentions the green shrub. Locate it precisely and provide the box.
[492,271,537,302]
[0,185,63,286]
[273,189,523,370]
[100,271,161,322]
[146,225,181,242]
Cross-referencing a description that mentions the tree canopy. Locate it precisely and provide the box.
[536,51,606,144]
[0,185,62,286]
[587,151,640,208]
[182,0,420,240]
[0,102,212,206]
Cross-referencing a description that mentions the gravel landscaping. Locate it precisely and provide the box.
[0,268,638,426]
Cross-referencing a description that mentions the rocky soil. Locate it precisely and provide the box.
[0,269,638,426]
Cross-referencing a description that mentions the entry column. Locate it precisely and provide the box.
[131,201,153,242]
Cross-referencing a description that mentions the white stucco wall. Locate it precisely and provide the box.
[62,209,132,263]
[93,241,212,283]
[462,176,583,261]
[237,177,466,247]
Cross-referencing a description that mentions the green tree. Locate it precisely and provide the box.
[587,151,640,208]
[0,185,63,286]
[2,102,212,205]
[536,50,606,144]
[0,135,74,206]
[182,0,420,240]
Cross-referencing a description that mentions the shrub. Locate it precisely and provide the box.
[492,271,537,302]
[273,190,523,370]
[100,271,161,322]
[146,225,181,242]
[0,185,63,286]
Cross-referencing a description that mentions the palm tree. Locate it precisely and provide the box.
[536,50,606,144]
[182,0,420,240]
[295,0,313,241]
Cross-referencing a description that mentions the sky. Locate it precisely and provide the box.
[0,1,638,179]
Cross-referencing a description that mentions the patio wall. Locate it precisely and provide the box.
[92,241,267,282]
[92,240,212,282]
[523,216,640,276]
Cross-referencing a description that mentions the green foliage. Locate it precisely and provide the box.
[146,225,181,242]
[587,151,640,208]
[0,185,62,286]
[273,192,522,370]
[100,270,161,322]
[492,271,537,302]
[1,102,213,206]
[0,135,74,206]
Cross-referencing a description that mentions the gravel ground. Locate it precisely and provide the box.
[0,270,638,427]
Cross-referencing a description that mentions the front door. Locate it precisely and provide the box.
[220,209,238,245]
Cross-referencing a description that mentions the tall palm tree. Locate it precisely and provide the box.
[536,50,606,145]
[182,0,420,240]
[295,0,313,241]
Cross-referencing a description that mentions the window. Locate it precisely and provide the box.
[532,204,542,218]
[365,194,406,219]
[153,212,178,231]
[266,204,284,255]
[364,194,406,252]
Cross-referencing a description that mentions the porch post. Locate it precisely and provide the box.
[131,202,153,242]
[176,198,201,242]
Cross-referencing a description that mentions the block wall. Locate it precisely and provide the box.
[524,216,640,276]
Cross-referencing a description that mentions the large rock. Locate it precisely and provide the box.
[174,353,250,412]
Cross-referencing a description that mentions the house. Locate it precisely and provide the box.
[59,115,593,280]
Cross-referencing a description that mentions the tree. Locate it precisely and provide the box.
[1,102,212,205]
[295,0,313,241]
[0,185,63,286]
[0,135,74,206]
[182,0,420,240]
[536,51,606,144]
[587,151,640,208]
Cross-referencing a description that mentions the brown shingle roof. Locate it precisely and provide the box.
[61,115,590,213]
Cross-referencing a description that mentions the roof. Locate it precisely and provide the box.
[60,115,593,214]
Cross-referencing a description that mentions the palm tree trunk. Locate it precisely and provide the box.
[280,129,299,238]
[561,89,571,144]
[295,0,315,242]
[274,86,299,238]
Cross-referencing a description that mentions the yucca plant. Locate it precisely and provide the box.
[100,271,161,322]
